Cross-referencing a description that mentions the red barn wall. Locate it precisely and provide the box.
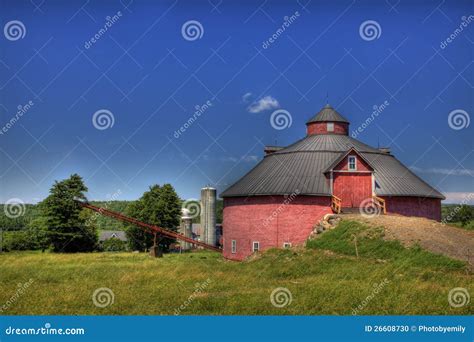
[333,173,372,208]
[306,122,348,135]
[380,196,441,221]
[223,195,332,261]
[333,152,372,172]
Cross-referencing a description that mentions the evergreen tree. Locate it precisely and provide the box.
[41,174,98,252]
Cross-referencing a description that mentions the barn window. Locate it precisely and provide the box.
[252,241,260,252]
[283,242,292,249]
[348,156,357,170]
[231,240,236,254]
[327,122,334,132]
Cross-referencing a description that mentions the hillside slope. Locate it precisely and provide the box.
[342,214,474,269]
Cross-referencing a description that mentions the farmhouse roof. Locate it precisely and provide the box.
[99,230,127,242]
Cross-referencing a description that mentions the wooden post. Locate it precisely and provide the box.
[353,234,359,259]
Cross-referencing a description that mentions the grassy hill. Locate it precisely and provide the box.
[0,220,471,315]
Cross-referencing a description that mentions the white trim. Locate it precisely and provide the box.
[332,170,372,173]
[252,241,260,252]
[371,173,375,196]
[231,239,236,254]
[348,155,357,171]
[327,122,334,132]
[329,171,333,194]
[283,242,292,249]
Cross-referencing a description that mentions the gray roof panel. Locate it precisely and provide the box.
[306,104,350,124]
[221,134,445,199]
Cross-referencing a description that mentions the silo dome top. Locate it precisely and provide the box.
[306,104,350,124]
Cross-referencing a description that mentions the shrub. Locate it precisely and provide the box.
[101,238,128,252]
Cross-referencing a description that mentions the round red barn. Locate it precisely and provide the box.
[220,105,445,261]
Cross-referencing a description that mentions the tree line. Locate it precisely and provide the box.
[1,174,183,253]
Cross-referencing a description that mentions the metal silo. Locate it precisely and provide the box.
[180,208,193,250]
[200,186,216,246]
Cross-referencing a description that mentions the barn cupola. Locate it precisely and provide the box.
[306,104,349,136]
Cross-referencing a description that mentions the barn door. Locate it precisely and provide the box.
[333,173,372,208]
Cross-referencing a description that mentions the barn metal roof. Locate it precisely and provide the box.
[306,104,350,124]
[221,134,445,199]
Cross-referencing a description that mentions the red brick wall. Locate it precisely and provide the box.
[222,195,332,260]
[306,122,348,135]
[380,196,442,221]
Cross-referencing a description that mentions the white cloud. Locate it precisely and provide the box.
[242,92,253,103]
[443,192,474,204]
[410,166,474,177]
[221,155,259,163]
[247,96,279,113]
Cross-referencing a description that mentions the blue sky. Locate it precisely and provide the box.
[0,0,472,204]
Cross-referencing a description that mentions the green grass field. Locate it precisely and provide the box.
[0,221,472,315]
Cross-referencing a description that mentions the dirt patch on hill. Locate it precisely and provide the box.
[343,214,474,269]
